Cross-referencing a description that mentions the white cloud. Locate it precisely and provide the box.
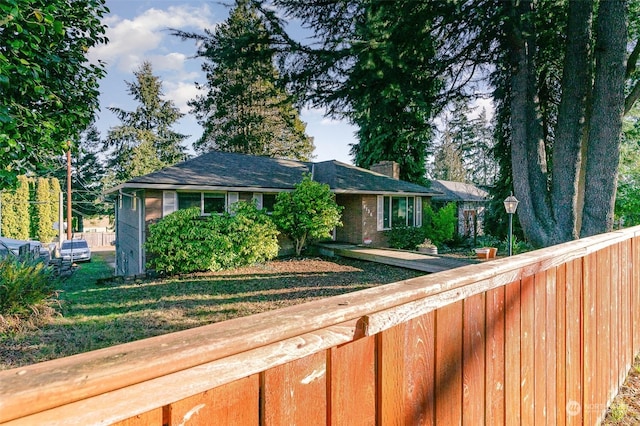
[165,81,202,114]
[90,5,216,73]
[150,52,188,72]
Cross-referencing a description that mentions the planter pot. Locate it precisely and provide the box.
[418,246,438,255]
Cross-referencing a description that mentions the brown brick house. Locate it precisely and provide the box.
[105,151,439,276]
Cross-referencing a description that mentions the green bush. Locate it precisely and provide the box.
[386,226,426,250]
[0,257,56,316]
[226,201,280,266]
[145,203,279,275]
[422,203,457,247]
[272,175,343,256]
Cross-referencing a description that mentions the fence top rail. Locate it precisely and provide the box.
[1,226,638,423]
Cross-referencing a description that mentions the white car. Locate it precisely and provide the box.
[59,239,91,263]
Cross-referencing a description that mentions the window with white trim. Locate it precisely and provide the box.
[253,193,277,213]
[172,192,227,215]
[163,191,177,217]
[377,195,422,230]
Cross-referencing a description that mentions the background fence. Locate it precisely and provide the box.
[71,232,115,248]
[1,227,639,425]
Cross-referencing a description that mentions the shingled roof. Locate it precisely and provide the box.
[106,151,439,196]
[429,179,489,202]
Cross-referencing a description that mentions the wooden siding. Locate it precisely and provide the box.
[2,227,640,425]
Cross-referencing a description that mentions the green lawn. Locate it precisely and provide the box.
[0,251,423,370]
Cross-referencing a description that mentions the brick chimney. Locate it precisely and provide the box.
[370,161,400,180]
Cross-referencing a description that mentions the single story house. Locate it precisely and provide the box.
[429,179,489,238]
[105,151,440,276]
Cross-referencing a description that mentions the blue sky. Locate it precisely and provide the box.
[90,0,357,164]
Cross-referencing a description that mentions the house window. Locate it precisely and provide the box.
[263,194,277,212]
[177,192,226,215]
[204,193,226,214]
[178,192,201,210]
[253,193,278,212]
[378,196,422,230]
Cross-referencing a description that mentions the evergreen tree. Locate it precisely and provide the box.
[266,0,450,183]
[72,124,109,221]
[43,123,109,230]
[49,178,61,241]
[173,0,314,161]
[104,61,188,184]
[431,130,466,182]
[1,175,30,240]
[34,177,56,243]
[430,102,497,185]
[467,108,498,186]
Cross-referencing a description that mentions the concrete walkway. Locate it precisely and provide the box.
[317,243,478,274]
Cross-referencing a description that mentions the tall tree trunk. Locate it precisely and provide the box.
[550,0,593,244]
[580,0,627,237]
[508,0,554,247]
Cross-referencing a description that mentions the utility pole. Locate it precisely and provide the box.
[66,141,72,240]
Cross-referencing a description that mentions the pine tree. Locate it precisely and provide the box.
[105,61,188,184]
[49,178,61,241]
[34,177,56,243]
[173,0,314,161]
[1,175,30,240]
[72,124,109,220]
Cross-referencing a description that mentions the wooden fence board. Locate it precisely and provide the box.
[462,293,486,426]
[611,244,621,394]
[377,323,406,425]
[520,275,535,425]
[435,301,463,425]
[622,240,633,376]
[597,248,612,418]
[533,270,547,426]
[404,312,435,426]
[262,351,327,426]
[634,237,640,357]
[329,336,376,425]
[555,264,567,426]
[566,258,583,426]
[164,375,259,426]
[546,267,558,426]
[485,286,505,426]
[504,280,521,425]
[583,252,598,426]
[111,408,162,426]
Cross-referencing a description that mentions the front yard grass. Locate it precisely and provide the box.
[0,250,423,370]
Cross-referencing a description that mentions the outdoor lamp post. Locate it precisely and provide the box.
[503,192,519,256]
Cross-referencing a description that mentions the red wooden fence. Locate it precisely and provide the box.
[1,227,640,425]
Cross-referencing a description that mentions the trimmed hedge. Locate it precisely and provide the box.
[145,202,279,275]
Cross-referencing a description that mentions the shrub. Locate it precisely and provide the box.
[386,226,426,250]
[0,257,56,316]
[272,175,343,256]
[145,203,279,275]
[422,203,457,247]
[226,201,279,266]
